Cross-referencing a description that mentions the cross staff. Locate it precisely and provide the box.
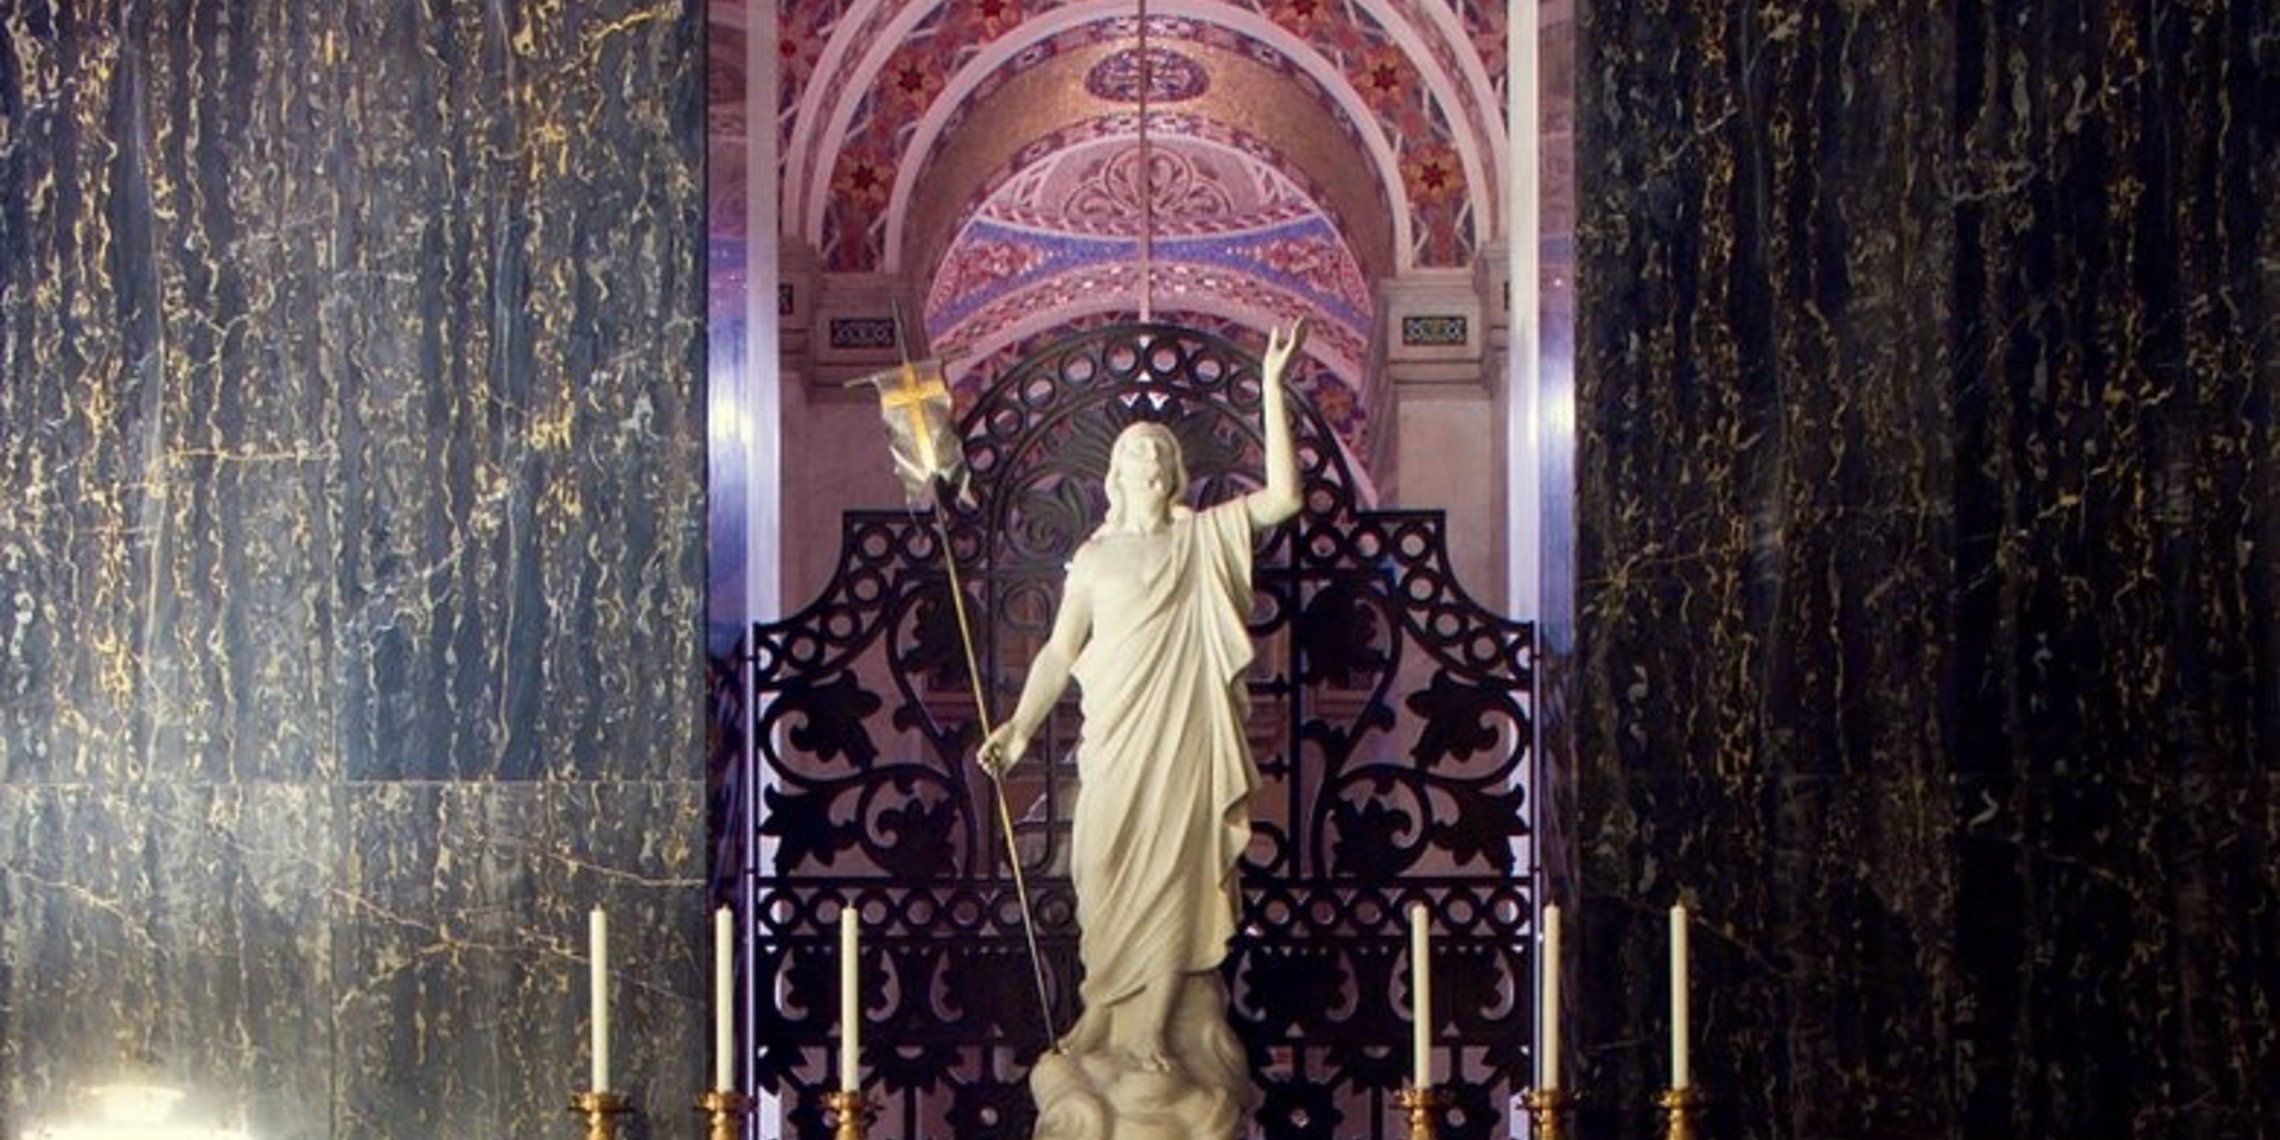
[849,347,1058,1052]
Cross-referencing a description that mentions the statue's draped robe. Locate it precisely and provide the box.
[1067,500,1260,1009]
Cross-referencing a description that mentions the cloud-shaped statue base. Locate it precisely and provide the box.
[1030,973,1257,1140]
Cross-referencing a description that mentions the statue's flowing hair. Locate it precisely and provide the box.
[1100,421,1192,533]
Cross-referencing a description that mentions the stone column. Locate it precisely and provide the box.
[1375,268,1508,612]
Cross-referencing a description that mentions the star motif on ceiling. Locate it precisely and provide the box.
[1403,148,1462,205]
[836,160,892,206]
[1363,59,1405,99]
[1276,0,1328,24]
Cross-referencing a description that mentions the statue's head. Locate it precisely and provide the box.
[1102,421,1190,529]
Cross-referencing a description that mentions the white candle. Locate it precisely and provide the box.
[1670,904,1690,1089]
[840,904,860,1092]
[714,906,735,1091]
[1541,904,1562,1091]
[1409,903,1432,1088]
[589,908,610,1092]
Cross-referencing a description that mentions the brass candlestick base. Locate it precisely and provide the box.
[1660,1085,1709,1140]
[1396,1086,1447,1140]
[698,1090,752,1140]
[568,1091,631,1140]
[1524,1087,1577,1140]
[823,1088,874,1140]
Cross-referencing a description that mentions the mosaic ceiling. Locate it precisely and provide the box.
[712,0,1523,452]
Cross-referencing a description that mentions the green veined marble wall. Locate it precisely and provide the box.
[1569,2,2274,1137]
[1,3,707,1138]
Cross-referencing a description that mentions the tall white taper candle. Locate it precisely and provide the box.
[1670,903,1690,1089]
[1410,902,1432,1087]
[1541,903,1563,1090]
[840,904,860,1092]
[715,906,735,1091]
[590,908,610,1092]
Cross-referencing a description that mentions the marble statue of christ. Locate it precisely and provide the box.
[980,323,1305,1140]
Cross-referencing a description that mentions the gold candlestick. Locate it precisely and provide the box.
[568,1091,630,1140]
[698,1090,752,1140]
[823,1088,874,1140]
[1659,1085,1709,1140]
[1524,1087,1576,1140]
[1395,1086,1446,1140]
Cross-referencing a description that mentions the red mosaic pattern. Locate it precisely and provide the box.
[943,113,1379,268]
[778,0,840,128]
[803,0,1491,272]
[921,127,1375,332]
[1248,233,1372,304]
[929,236,1053,305]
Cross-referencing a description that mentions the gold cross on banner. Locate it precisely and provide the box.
[880,362,951,478]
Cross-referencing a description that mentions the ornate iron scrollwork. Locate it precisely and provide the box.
[728,322,1536,1138]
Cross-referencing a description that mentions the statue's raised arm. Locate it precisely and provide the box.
[1243,320,1307,530]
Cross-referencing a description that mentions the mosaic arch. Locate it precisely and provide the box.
[782,0,1509,276]
[919,118,1379,465]
[896,29,1393,260]
[762,0,1527,496]
[922,125,1375,339]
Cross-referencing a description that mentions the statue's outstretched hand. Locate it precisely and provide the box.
[978,722,1030,779]
[1263,319,1308,379]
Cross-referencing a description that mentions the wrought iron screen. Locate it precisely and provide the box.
[731,322,1536,1139]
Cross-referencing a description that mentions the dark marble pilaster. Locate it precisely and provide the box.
[1947,3,2278,1135]
[1572,2,2273,1138]
[338,781,706,1139]
[0,785,338,1137]
[2,0,707,1136]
